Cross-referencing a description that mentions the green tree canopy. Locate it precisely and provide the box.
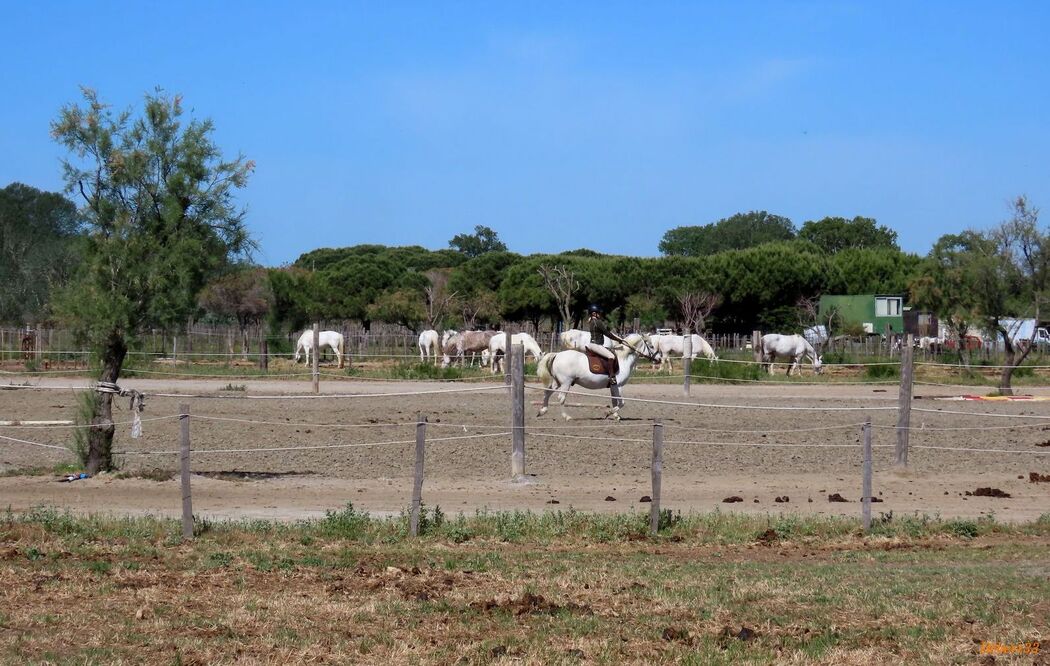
[798,216,899,253]
[0,182,84,323]
[448,225,508,258]
[658,211,795,256]
[198,267,273,356]
[52,87,253,472]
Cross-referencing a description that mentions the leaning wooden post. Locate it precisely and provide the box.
[752,330,762,364]
[682,329,692,396]
[895,333,914,467]
[510,343,526,481]
[312,322,320,394]
[862,416,873,532]
[410,415,427,537]
[179,403,193,541]
[650,419,664,536]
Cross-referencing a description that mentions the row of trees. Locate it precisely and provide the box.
[658,211,900,256]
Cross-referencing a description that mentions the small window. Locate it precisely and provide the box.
[876,297,902,317]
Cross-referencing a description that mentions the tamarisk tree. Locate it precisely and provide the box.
[52,88,253,472]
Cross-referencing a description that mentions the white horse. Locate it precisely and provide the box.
[487,332,544,373]
[537,333,656,421]
[760,333,822,376]
[441,330,497,367]
[654,333,717,372]
[559,329,615,350]
[418,329,441,364]
[294,330,345,368]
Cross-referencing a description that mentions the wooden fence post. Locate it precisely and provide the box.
[895,333,914,467]
[180,403,193,541]
[504,328,514,386]
[312,322,320,394]
[752,330,762,365]
[510,343,526,481]
[650,420,664,536]
[682,330,692,396]
[862,416,872,532]
[410,415,427,537]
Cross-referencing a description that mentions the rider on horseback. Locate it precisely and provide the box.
[586,304,628,386]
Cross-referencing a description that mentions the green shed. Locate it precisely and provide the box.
[818,294,905,335]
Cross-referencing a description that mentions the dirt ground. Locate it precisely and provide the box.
[2,376,1049,522]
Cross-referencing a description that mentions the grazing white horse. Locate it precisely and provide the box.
[442,330,498,367]
[537,333,657,421]
[654,333,717,372]
[418,330,441,364]
[487,332,544,373]
[559,329,615,350]
[760,333,822,376]
[294,330,345,368]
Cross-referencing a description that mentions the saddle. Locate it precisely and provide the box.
[584,348,619,380]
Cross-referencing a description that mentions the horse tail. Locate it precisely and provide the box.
[537,353,557,385]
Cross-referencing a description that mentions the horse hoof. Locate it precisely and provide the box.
[537,407,548,416]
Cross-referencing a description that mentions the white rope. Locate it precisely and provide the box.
[189,415,413,428]
[0,433,69,451]
[713,357,902,367]
[669,422,867,434]
[115,431,510,456]
[914,380,1050,390]
[916,360,1050,369]
[681,374,899,386]
[912,406,1050,420]
[0,385,95,391]
[911,444,1050,454]
[524,385,898,411]
[149,385,509,400]
[529,431,891,449]
[872,421,1050,432]
[0,415,181,429]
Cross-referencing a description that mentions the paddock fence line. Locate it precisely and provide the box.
[3,340,1049,541]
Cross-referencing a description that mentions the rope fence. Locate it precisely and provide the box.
[4,338,1049,541]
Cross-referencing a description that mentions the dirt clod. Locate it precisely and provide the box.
[604,495,616,502]
[470,592,590,616]
[639,495,652,503]
[774,496,789,503]
[1030,472,1050,483]
[828,493,849,502]
[723,496,743,503]
[965,487,1011,498]
[757,529,778,545]
[718,625,757,647]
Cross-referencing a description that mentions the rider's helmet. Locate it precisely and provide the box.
[587,304,603,316]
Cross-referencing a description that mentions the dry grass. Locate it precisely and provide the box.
[2,509,1049,664]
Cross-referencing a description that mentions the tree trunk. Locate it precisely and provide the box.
[999,338,1032,396]
[240,323,249,361]
[87,332,127,474]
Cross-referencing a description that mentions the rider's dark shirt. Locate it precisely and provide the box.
[589,317,616,343]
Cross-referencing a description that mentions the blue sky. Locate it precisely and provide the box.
[3,1,1049,265]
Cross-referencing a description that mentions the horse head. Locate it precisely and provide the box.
[621,333,659,362]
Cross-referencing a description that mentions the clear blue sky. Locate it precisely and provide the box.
[3,1,1049,265]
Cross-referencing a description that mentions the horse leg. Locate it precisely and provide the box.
[538,380,556,416]
[605,385,623,421]
[559,381,574,421]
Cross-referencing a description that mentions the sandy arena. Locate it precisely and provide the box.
[2,376,1049,522]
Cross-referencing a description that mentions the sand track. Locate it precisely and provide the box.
[2,377,1049,521]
